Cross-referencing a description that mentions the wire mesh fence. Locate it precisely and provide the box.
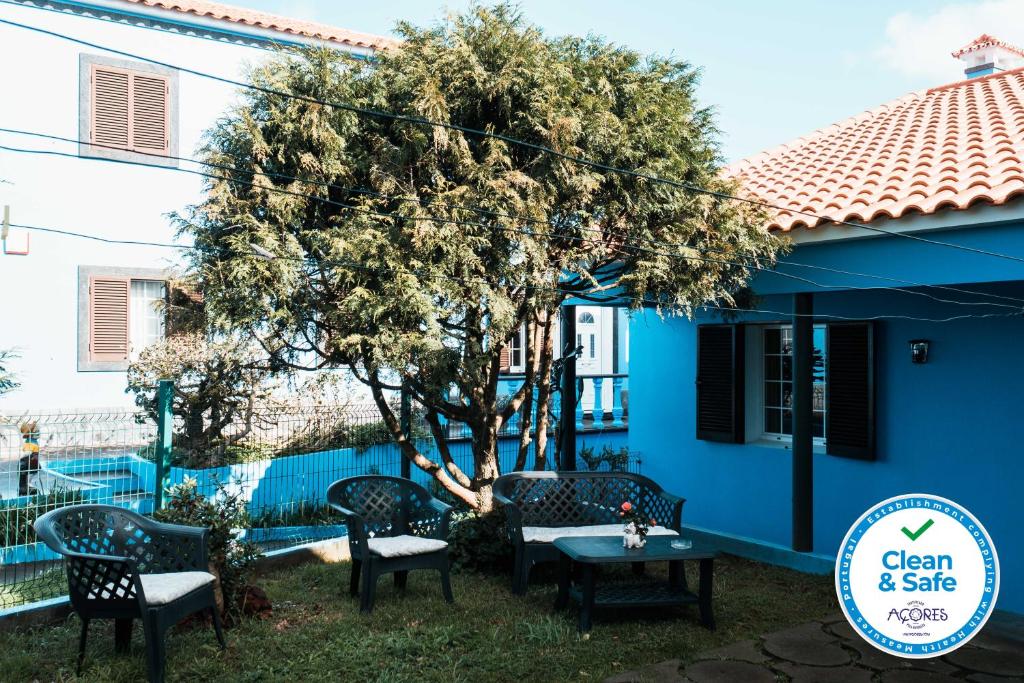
[0,398,634,611]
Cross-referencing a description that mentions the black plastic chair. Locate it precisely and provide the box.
[34,504,225,682]
[327,476,454,613]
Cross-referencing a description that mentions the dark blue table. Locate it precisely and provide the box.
[552,535,718,633]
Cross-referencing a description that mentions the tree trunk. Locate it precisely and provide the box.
[533,310,556,470]
[471,418,501,513]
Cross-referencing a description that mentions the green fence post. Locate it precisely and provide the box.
[154,379,173,510]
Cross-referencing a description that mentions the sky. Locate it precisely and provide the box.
[236,0,1024,163]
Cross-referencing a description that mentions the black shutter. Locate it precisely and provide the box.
[696,324,745,443]
[826,322,875,460]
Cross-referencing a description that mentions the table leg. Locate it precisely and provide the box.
[698,558,715,630]
[579,564,596,633]
[554,553,571,611]
[668,560,683,590]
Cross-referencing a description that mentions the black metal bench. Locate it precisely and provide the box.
[492,471,684,594]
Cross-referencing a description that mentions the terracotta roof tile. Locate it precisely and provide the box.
[952,34,1024,59]
[115,0,398,50]
[725,68,1024,232]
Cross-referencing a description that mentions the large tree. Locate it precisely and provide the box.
[181,6,778,511]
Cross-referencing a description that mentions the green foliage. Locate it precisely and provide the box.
[0,568,65,609]
[578,444,630,472]
[249,502,338,529]
[446,510,513,574]
[126,334,279,469]
[280,406,431,457]
[0,348,19,396]
[179,4,780,508]
[0,489,87,549]
[154,478,261,622]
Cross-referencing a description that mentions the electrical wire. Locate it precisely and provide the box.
[3,138,1022,313]
[4,16,1024,265]
[10,220,1024,323]
[6,126,1023,308]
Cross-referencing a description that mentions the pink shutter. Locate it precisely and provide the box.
[91,65,130,150]
[129,72,170,155]
[89,277,130,362]
[499,346,510,372]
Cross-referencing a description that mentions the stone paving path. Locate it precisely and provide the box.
[604,615,1024,682]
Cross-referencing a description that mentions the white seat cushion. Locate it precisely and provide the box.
[522,524,678,543]
[140,571,216,605]
[367,535,448,558]
[93,571,215,605]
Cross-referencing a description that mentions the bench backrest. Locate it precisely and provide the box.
[493,471,678,529]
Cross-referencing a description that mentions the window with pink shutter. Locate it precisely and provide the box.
[89,276,131,363]
[90,64,170,156]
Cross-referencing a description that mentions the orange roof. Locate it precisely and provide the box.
[952,34,1024,59]
[115,0,398,50]
[726,68,1024,232]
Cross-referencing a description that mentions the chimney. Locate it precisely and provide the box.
[952,34,1024,79]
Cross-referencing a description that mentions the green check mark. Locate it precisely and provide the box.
[901,519,934,542]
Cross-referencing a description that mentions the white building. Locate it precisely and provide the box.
[501,306,629,417]
[0,0,393,410]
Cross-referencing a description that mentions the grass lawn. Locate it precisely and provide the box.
[0,555,837,682]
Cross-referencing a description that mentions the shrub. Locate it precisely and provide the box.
[279,406,431,457]
[248,502,338,529]
[446,509,512,574]
[126,334,279,469]
[0,348,18,396]
[153,478,261,623]
[0,489,86,548]
[578,444,630,472]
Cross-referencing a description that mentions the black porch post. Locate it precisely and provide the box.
[560,305,577,470]
[399,382,412,479]
[792,293,814,551]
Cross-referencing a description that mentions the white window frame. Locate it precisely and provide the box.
[745,323,827,447]
[129,279,168,360]
[507,325,526,373]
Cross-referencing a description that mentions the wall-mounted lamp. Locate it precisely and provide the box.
[910,339,930,364]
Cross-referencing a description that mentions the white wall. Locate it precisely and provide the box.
[0,3,360,409]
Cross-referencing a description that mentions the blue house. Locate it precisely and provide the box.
[629,35,1024,616]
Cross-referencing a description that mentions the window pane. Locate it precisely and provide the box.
[813,382,826,411]
[761,324,828,443]
[813,327,827,381]
[812,412,825,439]
[130,279,165,359]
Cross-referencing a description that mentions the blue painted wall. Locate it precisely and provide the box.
[629,222,1024,614]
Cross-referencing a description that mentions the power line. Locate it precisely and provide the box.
[10,220,1023,323]
[4,16,1024,265]
[6,127,1021,308]
[4,140,1022,312]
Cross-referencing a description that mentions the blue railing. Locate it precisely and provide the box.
[495,372,628,432]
